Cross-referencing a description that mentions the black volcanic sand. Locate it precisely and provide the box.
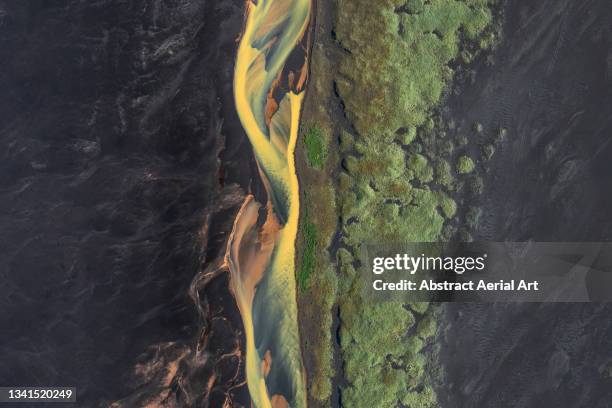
[0,1,257,407]
[437,0,612,407]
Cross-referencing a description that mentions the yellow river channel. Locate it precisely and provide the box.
[226,0,311,407]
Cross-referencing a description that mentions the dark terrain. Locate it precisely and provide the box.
[438,0,612,407]
[0,0,254,406]
[4,0,612,407]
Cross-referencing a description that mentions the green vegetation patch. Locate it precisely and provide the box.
[457,155,475,174]
[306,263,337,399]
[436,191,457,219]
[407,153,434,183]
[335,0,493,137]
[298,212,317,290]
[302,125,328,168]
[331,0,495,406]
[434,158,453,188]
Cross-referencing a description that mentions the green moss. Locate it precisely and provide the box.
[339,299,425,407]
[319,0,496,406]
[307,263,337,400]
[298,212,317,290]
[339,129,355,151]
[407,153,434,182]
[416,314,437,339]
[401,387,438,408]
[479,31,497,49]
[433,158,453,188]
[398,126,418,145]
[335,0,493,136]
[405,335,424,356]
[461,49,474,64]
[457,155,475,174]
[436,191,457,218]
[303,125,328,168]
[338,171,352,193]
[408,302,430,314]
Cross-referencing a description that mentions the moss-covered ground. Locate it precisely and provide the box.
[457,155,476,174]
[298,0,498,406]
[302,125,328,169]
[297,207,318,290]
[333,1,496,406]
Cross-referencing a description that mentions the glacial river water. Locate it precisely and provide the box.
[228,0,312,406]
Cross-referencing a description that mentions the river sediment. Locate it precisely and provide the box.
[229,0,313,406]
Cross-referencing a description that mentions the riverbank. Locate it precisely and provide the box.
[296,0,340,405]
